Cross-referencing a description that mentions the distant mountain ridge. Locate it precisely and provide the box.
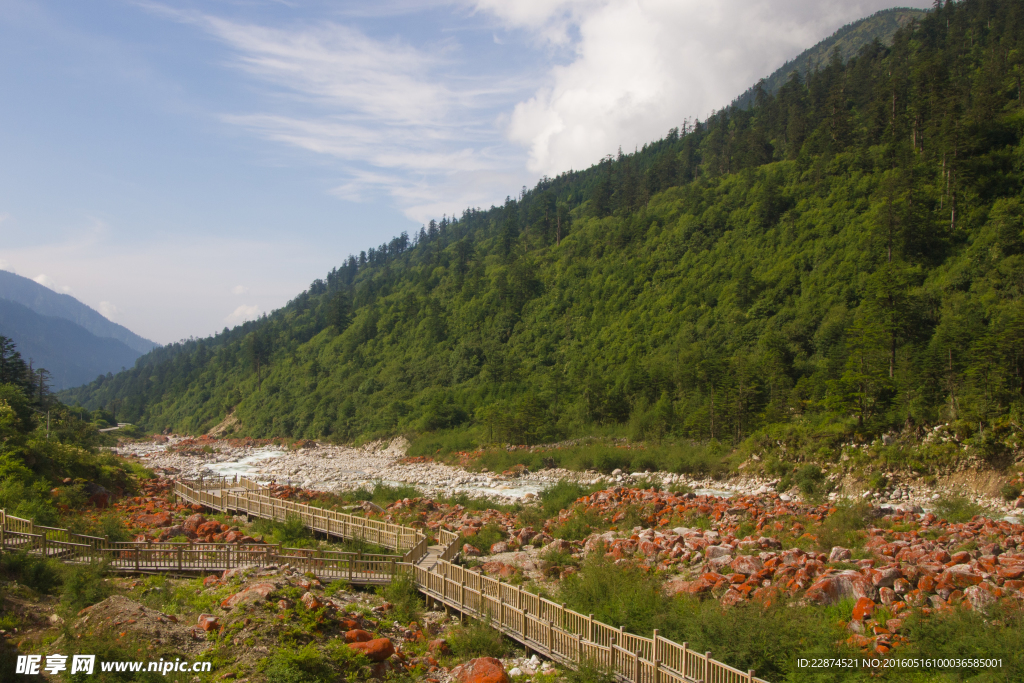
[733,7,927,109]
[0,270,156,354]
[0,299,142,390]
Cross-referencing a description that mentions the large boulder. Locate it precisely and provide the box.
[220,582,276,610]
[450,657,510,683]
[805,571,874,605]
[348,638,395,662]
[183,514,206,535]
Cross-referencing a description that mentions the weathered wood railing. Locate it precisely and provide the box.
[170,478,767,683]
[2,478,768,683]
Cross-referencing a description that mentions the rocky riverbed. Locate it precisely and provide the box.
[113,435,1024,516]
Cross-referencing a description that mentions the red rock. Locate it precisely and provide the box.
[345,629,374,643]
[918,576,936,592]
[463,544,482,557]
[135,511,173,528]
[964,585,996,611]
[941,565,983,589]
[828,547,852,563]
[852,597,876,621]
[489,542,510,554]
[348,638,395,662]
[197,614,220,631]
[220,582,276,609]
[428,639,451,656]
[197,521,223,537]
[879,587,896,605]
[183,514,206,534]
[450,657,510,683]
[805,571,873,605]
[730,555,763,576]
[997,564,1024,580]
[203,575,219,588]
[301,592,322,610]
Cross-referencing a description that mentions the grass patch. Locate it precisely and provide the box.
[447,615,512,659]
[0,550,62,594]
[933,495,988,524]
[816,501,871,552]
[376,571,422,625]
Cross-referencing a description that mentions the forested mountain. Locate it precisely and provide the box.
[733,7,927,109]
[63,0,1024,454]
[0,270,157,355]
[0,299,142,390]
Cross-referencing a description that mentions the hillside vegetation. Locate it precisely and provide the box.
[64,1,1024,466]
[733,7,927,108]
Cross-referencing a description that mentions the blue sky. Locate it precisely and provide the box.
[0,0,931,344]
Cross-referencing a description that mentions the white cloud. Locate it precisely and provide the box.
[483,0,932,176]
[225,304,262,325]
[98,301,120,319]
[0,258,9,271]
[142,4,531,220]
[232,285,249,295]
[33,273,73,294]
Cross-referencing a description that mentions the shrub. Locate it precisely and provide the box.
[933,495,987,524]
[1001,483,1022,501]
[61,562,111,612]
[816,501,871,553]
[448,616,511,659]
[376,571,422,624]
[794,464,826,496]
[261,644,340,683]
[0,551,62,594]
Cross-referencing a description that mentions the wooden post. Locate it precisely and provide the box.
[652,629,659,664]
[653,660,661,683]
[610,636,617,674]
[635,651,642,683]
[588,614,594,642]
[748,670,756,682]
[576,633,582,660]
[681,642,688,677]
[705,652,712,683]
[547,620,554,656]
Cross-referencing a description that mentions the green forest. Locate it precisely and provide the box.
[63,0,1024,460]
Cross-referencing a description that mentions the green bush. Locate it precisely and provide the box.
[933,495,987,524]
[465,523,506,552]
[0,551,62,594]
[261,644,341,683]
[1001,483,1022,501]
[61,562,111,612]
[376,571,422,624]
[562,658,617,683]
[795,464,826,496]
[448,616,511,659]
[816,501,871,553]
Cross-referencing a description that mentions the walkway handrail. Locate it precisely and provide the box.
[171,478,768,683]
[1,478,768,683]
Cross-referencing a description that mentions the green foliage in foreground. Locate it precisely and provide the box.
[65,1,1024,465]
[558,554,1024,682]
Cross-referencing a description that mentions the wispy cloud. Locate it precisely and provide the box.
[33,273,73,294]
[141,2,532,220]
[226,304,261,325]
[98,300,120,319]
[232,285,249,295]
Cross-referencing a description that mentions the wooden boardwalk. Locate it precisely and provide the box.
[2,477,768,683]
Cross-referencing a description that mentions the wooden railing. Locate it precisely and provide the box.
[2,478,768,682]
[170,478,768,683]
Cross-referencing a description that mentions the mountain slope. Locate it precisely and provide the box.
[0,299,143,390]
[0,270,157,355]
[733,7,927,109]
[62,0,1024,453]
